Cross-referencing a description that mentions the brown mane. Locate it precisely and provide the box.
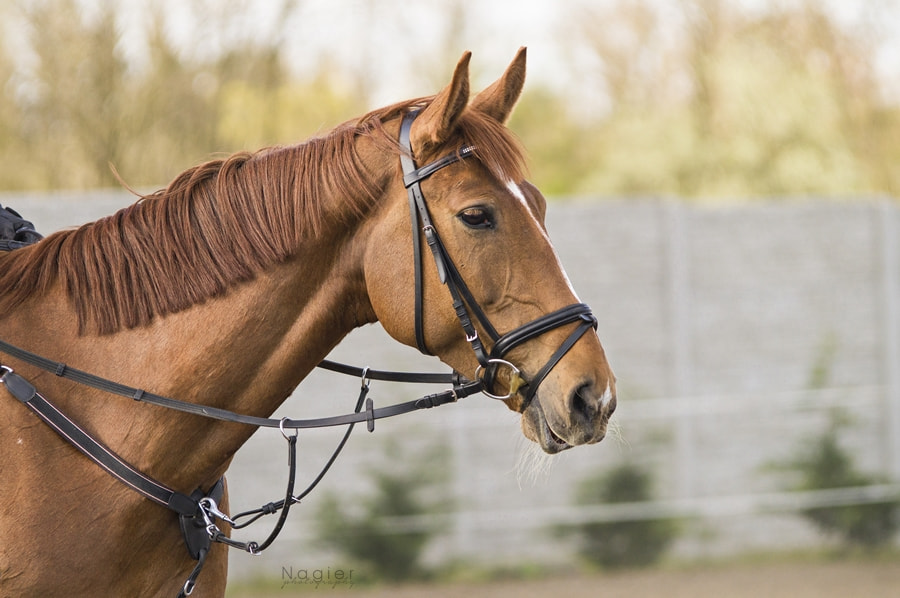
[0,100,526,336]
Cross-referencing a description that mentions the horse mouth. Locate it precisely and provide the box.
[533,403,572,454]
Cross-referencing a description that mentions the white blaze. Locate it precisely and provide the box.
[506,180,581,300]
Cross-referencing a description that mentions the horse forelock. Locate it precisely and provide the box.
[0,96,528,336]
[454,108,528,187]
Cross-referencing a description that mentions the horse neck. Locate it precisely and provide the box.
[7,228,374,493]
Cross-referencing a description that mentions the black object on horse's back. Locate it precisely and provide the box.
[0,205,43,251]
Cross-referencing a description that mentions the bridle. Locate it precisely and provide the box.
[399,109,598,412]
[0,108,600,596]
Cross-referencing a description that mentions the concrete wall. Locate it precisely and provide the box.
[4,191,899,577]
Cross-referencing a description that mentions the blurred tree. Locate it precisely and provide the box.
[509,86,598,198]
[0,24,26,189]
[314,439,451,581]
[0,0,897,197]
[17,0,129,188]
[769,344,900,548]
[121,0,301,186]
[567,0,900,198]
[778,411,900,548]
[119,9,220,187]
[412,0,472,91]
[555,462,681,569]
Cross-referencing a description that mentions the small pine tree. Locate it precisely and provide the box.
[787,413,899,547]
[314,439,450,581]
[562,463,680,569]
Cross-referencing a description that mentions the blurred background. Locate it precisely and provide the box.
[3,0,900,596]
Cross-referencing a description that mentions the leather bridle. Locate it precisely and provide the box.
[399,109,598,412]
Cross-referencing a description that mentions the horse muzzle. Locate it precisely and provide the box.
[521,376,617,454]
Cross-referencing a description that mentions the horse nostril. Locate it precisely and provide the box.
[569,383,596,421]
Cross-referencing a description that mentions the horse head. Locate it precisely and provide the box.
[364,49,616,453]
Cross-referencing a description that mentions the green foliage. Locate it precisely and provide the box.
[0,1,898,198]
[780,412,900,548]
[314,439,451,582]
[771,337,900,547]
[508,87,600,198]
[0,0,364,191]
[560,463,680,569]
[564,1,900,198]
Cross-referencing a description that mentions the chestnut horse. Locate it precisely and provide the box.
[0,49,615,597]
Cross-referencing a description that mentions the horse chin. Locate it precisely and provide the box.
[522,401,573,455]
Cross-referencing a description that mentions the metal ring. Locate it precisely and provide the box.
[360,366,370,390]
[279,417,298,440]
[474,359,522,401]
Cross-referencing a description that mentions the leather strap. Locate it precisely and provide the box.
[399,110,489,358]
[317,359,462,385]
[481,303,597,402]
[519,317,597,412]
[1,367,198,515]
[3,363,308,595]
[489,303,596,359]
[0,339,482,431]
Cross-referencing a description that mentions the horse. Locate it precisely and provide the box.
[0,48,616,597]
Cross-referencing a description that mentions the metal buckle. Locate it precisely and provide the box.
[474,359,524,400]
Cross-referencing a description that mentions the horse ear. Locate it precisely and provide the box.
[410,51,471,154]
[470,46,527,124]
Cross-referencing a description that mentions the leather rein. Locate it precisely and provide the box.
[0,109,598,596]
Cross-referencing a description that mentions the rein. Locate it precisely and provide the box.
[1,109,600,596]
[0,338,481,431]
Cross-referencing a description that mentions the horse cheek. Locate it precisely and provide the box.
[362,219,416,347]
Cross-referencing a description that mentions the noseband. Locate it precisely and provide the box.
[399,110,598,412]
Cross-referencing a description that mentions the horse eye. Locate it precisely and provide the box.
[459,207,494,230]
